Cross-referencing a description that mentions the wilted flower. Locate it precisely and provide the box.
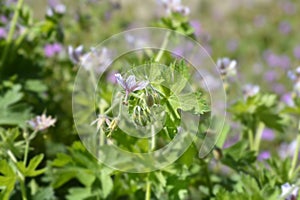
[91,115,110,131]
[159,0,190,16]
[280,183,299,200]
[68,45,84,64]
[115,73,149,98]
[288,67,300,96]
[216,57,237,78]
[28,113,56,131]
[242,84,260,99]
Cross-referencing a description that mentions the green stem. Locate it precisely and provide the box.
[289,120,300,180]
[145,175,151,200]
[1,0,24,66]
[254,122,265,152]
[154,32,171,62]
[20,178,27,200]
[248,129,254,151]
[23,138,30,166]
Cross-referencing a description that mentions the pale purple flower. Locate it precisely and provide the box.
[68,45,84,64]
[279,21,291,35]
[0,15,8,24]
[281,93,295,107]
[257,151,270,161]
[282,1,296,14]
[280,183,299,200]
[115,73,149,97]
[226,40,238,52]
[47,0,66,16]
[261,128,275,141]
[263,51,290,69]
[273,84,285,95]
[190,20,202,36]
[44,43,63,57]
[0,27,7,39]
[28,113,56,131]
[253,15,266,28]
[293,46,300,60]
[264,70,278,82]
[217,57,237,77]
[242,84,260,99]
[159,0,190,16]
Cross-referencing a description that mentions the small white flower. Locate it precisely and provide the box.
[242,84,260,99]
[280,183,299,200]
[28,113,56,131]
[115,73,149,96]
[217,57,237,78]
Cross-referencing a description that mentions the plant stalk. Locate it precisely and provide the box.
[289,120,300,180]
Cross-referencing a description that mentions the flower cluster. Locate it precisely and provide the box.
[159,0,190,16]
[281,183,299,200]
[28,113,57,131]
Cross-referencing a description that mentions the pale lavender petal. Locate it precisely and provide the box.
[132,81,149,92]
[126,75,137,90]
[115,73,126,90]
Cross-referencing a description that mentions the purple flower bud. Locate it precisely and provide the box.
[44,43,63,58]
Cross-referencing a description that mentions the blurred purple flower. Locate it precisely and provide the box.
[273,84,285,94]
[0,15,8,24]
[0,27,7,39]
[106,71,118,84]
[279,21,291,35]
[281,93,295,107]
[226,40,238,52]
[282,1,296,15]
[44,43,63,57]
[288,67,300,96]
[264,70,278,82]
[223,134,239,149]
[257,151,270,161]
[293,46,300,60]
[261,128,275,141]
[190,20,202,36]
[217,57,237,77]
[253,15,266,28]
[263,51,290,69]
[47,0,66,16]
[159,0,190,16]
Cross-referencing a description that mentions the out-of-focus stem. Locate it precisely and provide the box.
[154,32,171,62]
[1,0,24,66]
[254,122,265,152]
[289,120,300,180]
